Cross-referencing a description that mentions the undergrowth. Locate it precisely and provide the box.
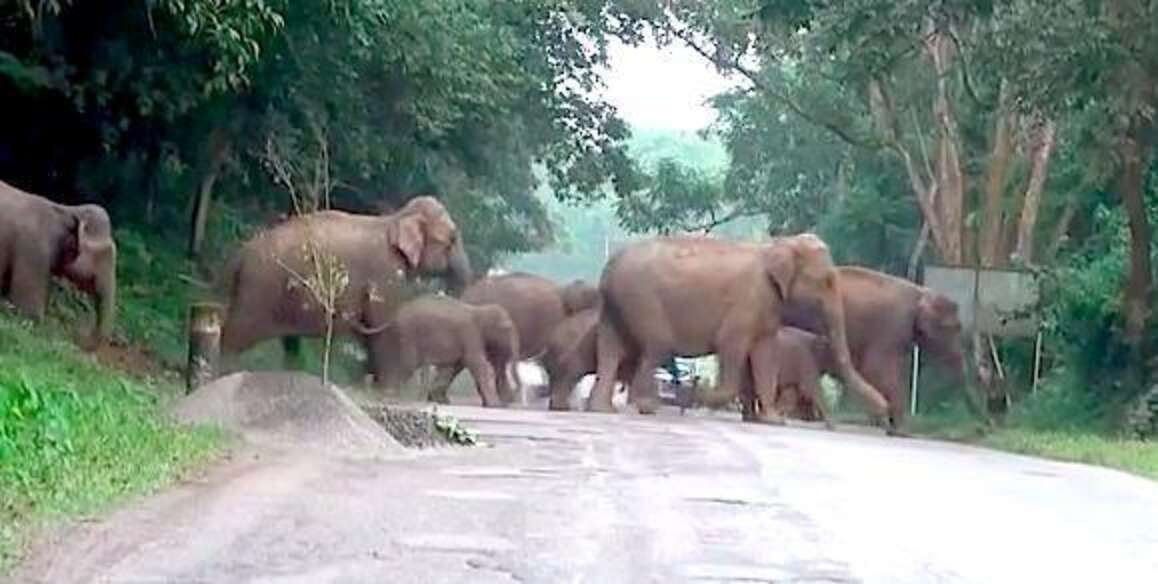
[0,310,224,569]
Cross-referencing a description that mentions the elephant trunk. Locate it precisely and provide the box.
[446,237,473,296]
[821,287,890,418]
[91,252,117,347]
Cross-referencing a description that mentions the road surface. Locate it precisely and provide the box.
[13,406,1158,583]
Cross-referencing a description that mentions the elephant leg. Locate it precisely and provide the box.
[494,360,517,405]
[588,320,624,413]
[548,367,581,411]
[871,353,909,436]
[427,365,460,404]
[746,335,785,425]
[8,255,49,321]
[630,349,664,415]
[465,357,502,408]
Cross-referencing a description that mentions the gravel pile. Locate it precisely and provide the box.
[364,406,454,448]
[174,371,407,460]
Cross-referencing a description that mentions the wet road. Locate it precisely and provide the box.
[14,406,1158,583]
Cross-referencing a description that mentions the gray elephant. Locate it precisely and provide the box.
[775,265,967,429]
[218,196,473,372]
[354,295,521,407]
[585,233,890,426]
[426,272,598,403]
[749,327,833,427]
[541,306,636,410]
[0,180,117,347]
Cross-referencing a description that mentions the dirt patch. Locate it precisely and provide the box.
[173,371,408,460]
[89,340,175,380]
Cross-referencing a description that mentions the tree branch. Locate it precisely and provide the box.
[664,23,879,150]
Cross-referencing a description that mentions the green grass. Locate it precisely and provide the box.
[908,399,1158,482]
[981,429,1158,481]
[0,314,226,570]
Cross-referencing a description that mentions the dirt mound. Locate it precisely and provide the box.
[173,371,408,460]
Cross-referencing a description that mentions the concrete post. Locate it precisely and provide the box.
[187,302,224,394]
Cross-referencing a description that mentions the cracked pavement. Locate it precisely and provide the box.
[12,406,1158,584]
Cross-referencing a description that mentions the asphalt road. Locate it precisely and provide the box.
[13,406,1158,584]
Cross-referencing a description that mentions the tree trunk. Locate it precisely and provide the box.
[868,78,947,261]
[907,222,930,280]
[1014,118,1057,265]
[188,129,231,259]
[925,25,965,265]
[1119,128,1152,350]
[980,83,1015,267]
[1046,193,1080,261]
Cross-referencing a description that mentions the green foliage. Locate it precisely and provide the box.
[982,430,1158,481]
[0,0,649,270]
[433,411,479,446]
[0,314,223,568]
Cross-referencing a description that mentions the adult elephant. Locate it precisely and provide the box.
[425,273,598,404]
[0,180,117,348]
[218,196,473,374]
[586,233,890,426]
[774,266,968,429]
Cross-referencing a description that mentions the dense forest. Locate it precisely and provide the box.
[2,2,1158,440]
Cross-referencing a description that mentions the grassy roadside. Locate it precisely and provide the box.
[980,429,1158,480]
[0,313,226,570]
[908,412,1158,481]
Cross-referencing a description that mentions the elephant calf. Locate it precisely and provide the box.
[0,180,117,348]
[356,295,521,407]
[541,307,634,411]
[752,327,833,428]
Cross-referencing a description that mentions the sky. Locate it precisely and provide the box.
[599,37,739,132]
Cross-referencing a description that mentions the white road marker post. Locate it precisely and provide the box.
[910,345,920,416]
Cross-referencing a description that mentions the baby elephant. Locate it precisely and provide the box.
[354,295,521,407]
[748,326,834,428]
[541,307,636,410]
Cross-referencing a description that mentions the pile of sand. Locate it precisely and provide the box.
[173,371,409,460]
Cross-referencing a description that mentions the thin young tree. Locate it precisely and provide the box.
[261,118,349,386]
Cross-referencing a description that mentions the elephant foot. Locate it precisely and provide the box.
[753,411,786,426]
[822,420,836,431]
[885,425,911,438]
[586,397,617,413]
[547,399,570,412]
[635,396,660,415]
[427,392,451,405]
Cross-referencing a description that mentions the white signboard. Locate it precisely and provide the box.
[922,265,1040,338]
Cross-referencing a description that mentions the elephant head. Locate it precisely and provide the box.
[390,196,473,294]
[56,204,117,346]
[763,233,890,417]
[916,291,967,385]
[560,279,599,315]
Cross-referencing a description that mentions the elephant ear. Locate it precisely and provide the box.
[763,244,797,301]
[393,213,426,269]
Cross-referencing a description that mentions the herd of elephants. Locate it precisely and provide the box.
[1,179,969,434]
